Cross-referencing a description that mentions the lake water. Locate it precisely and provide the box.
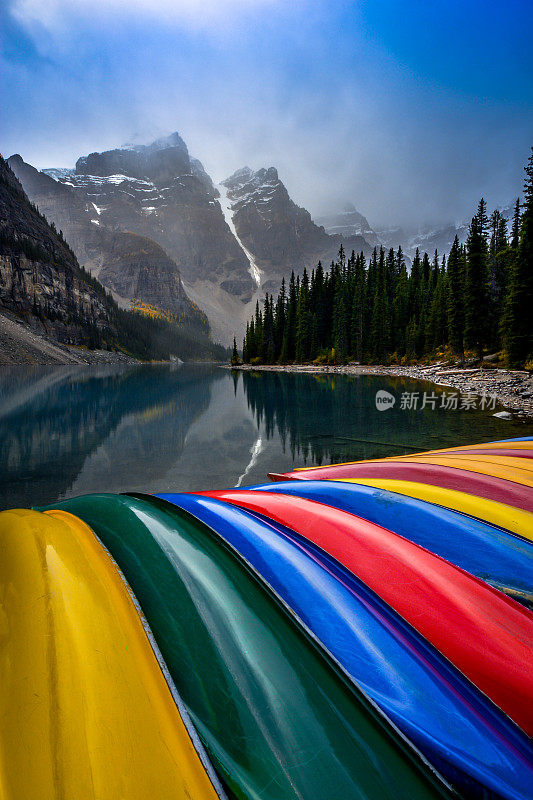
[2,363,532,510]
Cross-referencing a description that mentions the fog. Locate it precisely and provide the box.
[1,0,531,228]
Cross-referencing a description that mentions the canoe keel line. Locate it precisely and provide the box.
[0,437,531,799]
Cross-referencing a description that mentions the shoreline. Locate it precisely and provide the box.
[228,363,533,420]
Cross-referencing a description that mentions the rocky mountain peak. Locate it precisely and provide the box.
[75,132,191,184]
[223,166,280,193]
[219,164,372,296]
[223,166,253,188]
[6,153,23,169]
[222,166,288,226]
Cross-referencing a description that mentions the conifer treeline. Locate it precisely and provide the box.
[242,149,533,368]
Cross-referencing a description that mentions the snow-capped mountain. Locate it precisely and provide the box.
[221,167,373,290]
[315,204,381,248]
[41,133,253,300]
[10,134,375,343]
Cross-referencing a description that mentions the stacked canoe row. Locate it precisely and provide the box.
[0,438,532,800]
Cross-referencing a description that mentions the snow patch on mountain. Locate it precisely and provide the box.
[217,182,262,287]
[222,167,280,226]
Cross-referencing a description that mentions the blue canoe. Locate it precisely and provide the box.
[155,492,533,800]
[243,480,533,606]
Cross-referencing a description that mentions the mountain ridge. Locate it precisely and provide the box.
[10,133,379,344]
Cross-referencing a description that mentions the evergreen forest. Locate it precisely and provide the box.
[242,149,533,369]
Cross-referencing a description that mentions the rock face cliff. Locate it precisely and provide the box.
[8,152,205,322]
[0,155,116,346]
[222,167,373,290]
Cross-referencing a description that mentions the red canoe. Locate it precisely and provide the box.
[267,461,533,512]
[200,489,533,736]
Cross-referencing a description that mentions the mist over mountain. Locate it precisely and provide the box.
[316,205,381,248]
[318,200,519,264]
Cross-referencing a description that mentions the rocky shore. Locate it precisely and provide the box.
[0,311,139,365]
[230,362,533,419]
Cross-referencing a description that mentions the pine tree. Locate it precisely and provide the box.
[477,197,489,239]
[231,336,240,365]
[261,294,275,362]
[511,199,521,249]
[408,248,422,319]
[281,271,297,362]
[421,251,431,287]
[333,280,349,362]
[504,149,533,366]
[371,248,390,362]
[295,269,311,362]
[392,254,409,356]
[243,322,249,362]
[337,243,346,273]
[274,276,286,357]
[350,253,366,362]
[426,260,447,352]
[246,319,256,360]
[487,209,510,349]
[464,202,490,360]
[313,261,327,348]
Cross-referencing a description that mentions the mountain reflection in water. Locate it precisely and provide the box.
[1,365,532,510]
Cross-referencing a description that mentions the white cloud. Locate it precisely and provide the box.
[11,0,283,33]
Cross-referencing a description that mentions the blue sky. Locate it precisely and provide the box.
[1,0,532,226]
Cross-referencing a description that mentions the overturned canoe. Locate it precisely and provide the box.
[332,478,533,541]
[269,460,533,510]
[0,508,225,800]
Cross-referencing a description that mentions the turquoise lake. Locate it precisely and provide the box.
[1,364,532,510]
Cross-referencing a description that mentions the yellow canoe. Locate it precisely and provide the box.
[0,508,223,800]
[334,479,533,542]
